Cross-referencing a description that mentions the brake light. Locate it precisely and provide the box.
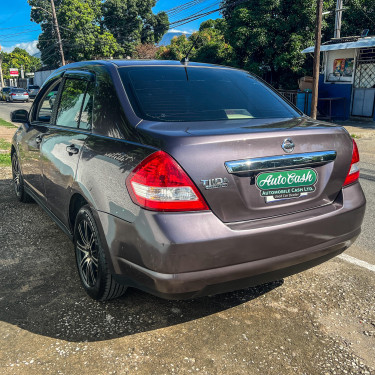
[126,151,209,212]
[343,139,360,186]
[11,93,16,96]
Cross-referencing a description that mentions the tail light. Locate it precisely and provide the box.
[126,151,209,212]
[11,93,16,96]
[343,139,360,186]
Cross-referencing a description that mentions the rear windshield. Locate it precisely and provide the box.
[13,89,26,93]
[2,88,10,92]
[119,66,300,122]
[28,85,39,89]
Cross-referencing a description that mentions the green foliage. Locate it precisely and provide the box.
[220,0,375,88]
[220,0,337,89]
[103,0,168,56]
[0,48,41,80]
[157,19,234,66]
[323,0,375,40]
[28,0,169,67]
[29,0,123,67]
[157,35,192,61]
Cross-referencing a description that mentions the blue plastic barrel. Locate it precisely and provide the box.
[296,91,312,115]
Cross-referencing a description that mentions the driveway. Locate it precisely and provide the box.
[0,104,374,375]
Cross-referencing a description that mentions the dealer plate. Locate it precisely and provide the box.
[256,168,318,203]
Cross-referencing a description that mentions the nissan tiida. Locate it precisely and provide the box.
[10,60,365,300]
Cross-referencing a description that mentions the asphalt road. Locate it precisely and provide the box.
[0,99,33,124]
[0,102,374,374]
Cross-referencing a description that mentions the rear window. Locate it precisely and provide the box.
[2,88,10,92]
[28,85,39,89]
[13,89,26,93]
[119,66,300,122]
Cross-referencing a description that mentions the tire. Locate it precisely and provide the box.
[74,205,127,301]
[11,153,33,203]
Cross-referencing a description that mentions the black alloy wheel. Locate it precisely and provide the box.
[11,153,32,203]
[76,217,99,288]
[74,206,127,301]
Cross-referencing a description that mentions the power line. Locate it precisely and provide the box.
[0,24,43,31]
[347,0,375,27]
[167,0,249,29]
[0,28,42,40]
[169,0,220,24]
[169,0,249,26]
[166,0,208,16]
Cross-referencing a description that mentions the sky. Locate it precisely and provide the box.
[0,0,221,55]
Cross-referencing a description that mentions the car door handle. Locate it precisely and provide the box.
[66,145,79,155]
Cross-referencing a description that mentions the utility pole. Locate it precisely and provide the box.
[334,0,343,38]
[310,0,323,120]
[50,0,65,66]
[0,56,4,88]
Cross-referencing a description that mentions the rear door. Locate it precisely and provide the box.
[40,70,95,227]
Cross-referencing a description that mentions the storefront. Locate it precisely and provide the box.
[302,36,375,121]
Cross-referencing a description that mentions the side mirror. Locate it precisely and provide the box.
[11,109,29,123]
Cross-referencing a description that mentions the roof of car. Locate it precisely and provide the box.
[111,60,220,68]
[63,59,235,70]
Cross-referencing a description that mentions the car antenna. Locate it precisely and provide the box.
[180,33,202,66]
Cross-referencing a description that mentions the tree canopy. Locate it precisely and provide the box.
[158,0,374,89]
[323,0,375,39]
[28,0,169,68]
[220,0,337,88]
[157,19,233,65]
[0,48,42,80]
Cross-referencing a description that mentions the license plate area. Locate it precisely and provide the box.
[256,168,318,204]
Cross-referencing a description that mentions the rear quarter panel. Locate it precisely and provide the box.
[74,136,155,222]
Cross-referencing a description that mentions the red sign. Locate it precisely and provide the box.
[9,68,19,77]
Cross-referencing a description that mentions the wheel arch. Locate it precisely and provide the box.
[68,193,89,233]
[69,192,117,277]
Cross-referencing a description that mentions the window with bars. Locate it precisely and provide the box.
[354,48,375,89]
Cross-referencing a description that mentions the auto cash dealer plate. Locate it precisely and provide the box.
[256,168,318,203]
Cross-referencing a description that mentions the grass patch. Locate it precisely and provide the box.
[0,153,11,166]
[0,117,16,128]
[0,138,12,166]
[0,139,11,150]
[350,133,361,139]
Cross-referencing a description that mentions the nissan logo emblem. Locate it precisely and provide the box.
[282,138,295,153]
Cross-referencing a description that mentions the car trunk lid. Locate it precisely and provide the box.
[137,118,353,223]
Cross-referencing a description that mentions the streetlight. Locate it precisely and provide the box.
[32,1,65,66]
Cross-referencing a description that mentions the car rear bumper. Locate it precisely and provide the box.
[96,182,365,299]
[10,97,28,101]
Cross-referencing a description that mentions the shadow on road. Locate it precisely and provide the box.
[0,177,283,342]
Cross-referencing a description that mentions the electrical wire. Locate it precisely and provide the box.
[347,0,375,27]
[167,0,248,29]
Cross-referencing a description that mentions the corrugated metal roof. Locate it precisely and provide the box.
[302,37,375,53]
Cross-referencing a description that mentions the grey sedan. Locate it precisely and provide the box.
[10,60,366,301]
[7,88,29,102]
